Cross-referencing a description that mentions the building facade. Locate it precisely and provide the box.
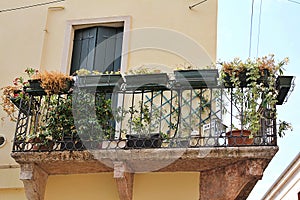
[0,1,280,200]
[262,153,300,200]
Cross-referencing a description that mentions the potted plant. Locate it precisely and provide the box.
[174,65,219,89]
[26,128,56,151]
[26,71,73,95]
[125,101,163,148]
[72,89,120,149]
[25,94,81,151]
[75,69,124,91]
[219,55,293,146]
[125,68,169,90]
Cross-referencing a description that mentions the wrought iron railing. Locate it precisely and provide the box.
[12,73,278,152]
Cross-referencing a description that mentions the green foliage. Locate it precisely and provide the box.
[278,120,293,137]
[73,89,123,140]
[127,101,161,135]
[27,94,76,145]
[220,55,291,137]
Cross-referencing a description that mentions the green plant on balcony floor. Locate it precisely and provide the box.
[127,101,161,135]
[125,101,166,148]
[26,94,78,150]
[219,54,293,138]
[73,89,120,144]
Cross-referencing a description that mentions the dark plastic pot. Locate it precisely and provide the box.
[25,79,46,95]
[77,74,124,91]
[276,76,294,105]
[26,79,73,95]
[125,73,169,91]
[126,133,162,148]
[174,69,219,89]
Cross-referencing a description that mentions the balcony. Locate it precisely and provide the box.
[9,67,294,200]
[12,68,291,152]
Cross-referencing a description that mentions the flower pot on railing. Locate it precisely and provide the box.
[25,78,73,95]
[222,69,269,88]
[276,76,294,105]
[77,74,124,91]
[174,69,219,89]
[125,133,162,148]
[125,73,169,91]
[226,130,253,146]
[25,79,46,95]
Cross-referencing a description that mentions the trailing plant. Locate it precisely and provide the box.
[278,120,293,137]
[219,54,292,137]
[1,68,38,121]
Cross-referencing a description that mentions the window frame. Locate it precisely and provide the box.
[61,16,131,74]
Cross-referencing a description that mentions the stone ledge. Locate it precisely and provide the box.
[11,146,278,174]
[11,146,278,200]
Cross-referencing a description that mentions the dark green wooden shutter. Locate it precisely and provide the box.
[70,27,97,75]
[113,28,123,71]
[70,26,123,75]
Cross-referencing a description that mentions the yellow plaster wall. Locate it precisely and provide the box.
[0,1,47,165]
[0,168,23,189]
[39,0,218,72]
[44,173,119,200]
[0,188,26,200]
[45,172,199,200]
[133,172,200,200]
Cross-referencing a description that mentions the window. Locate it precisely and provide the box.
[70,25,123,74]
[0,134,6,148]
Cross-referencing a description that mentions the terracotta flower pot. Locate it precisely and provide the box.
[226,130,253,146]
[29,138,54,151]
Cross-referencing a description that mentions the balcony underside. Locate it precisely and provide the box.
[12,147,277,175]
[11,146,278,174]
[11,146,278,200]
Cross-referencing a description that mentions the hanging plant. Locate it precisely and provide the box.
[219,54,292,138]
[1,68,38,121]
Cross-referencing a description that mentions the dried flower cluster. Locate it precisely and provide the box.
[0,86,19,121]
[32,71,73,94]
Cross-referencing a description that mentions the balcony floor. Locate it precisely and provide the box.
[11,146,278,175]
[11,146,278,200]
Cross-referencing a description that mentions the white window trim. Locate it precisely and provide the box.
[61,16,131,74]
